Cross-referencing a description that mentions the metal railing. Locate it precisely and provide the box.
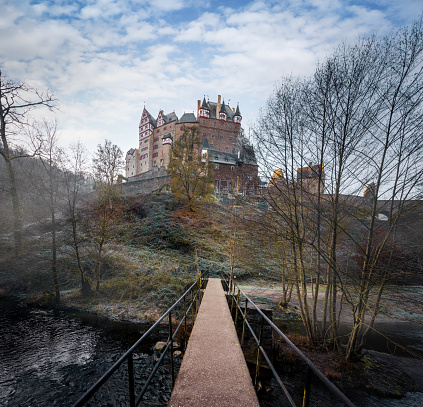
[72,275,207,407]
[222,275,356,407]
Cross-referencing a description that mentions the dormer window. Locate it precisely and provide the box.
[219,111,227,121]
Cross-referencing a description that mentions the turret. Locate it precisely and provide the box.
[199,96,210,118]
[219,100,227,121]
[234,103,242,124]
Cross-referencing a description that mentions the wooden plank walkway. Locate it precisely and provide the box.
[168,278,260,407]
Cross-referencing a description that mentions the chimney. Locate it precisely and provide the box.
[197,99,201,115]
[217,94,221,117]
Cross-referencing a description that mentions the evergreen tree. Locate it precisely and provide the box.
[167,125,214,211]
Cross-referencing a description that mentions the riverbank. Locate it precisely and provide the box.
[241,284,423,402]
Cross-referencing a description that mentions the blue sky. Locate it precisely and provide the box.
[1,0,422,155]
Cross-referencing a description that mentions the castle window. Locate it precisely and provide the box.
[231,166,234,171]
[154,144,158,150]
[214,122,216,126]
[215,164,219,169]
[232,148,235,154]
[229,137,232,143]
[212,134,215,139]
[225,147,228,153]
[220,135,223,140]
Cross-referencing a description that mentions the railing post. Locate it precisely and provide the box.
[254,315,265,388]
[302,366,312,407]
[241,297,248,346]
[183,294,187,350]
[230,290,235,316]
[169,311,175,389]
[195,279,199,316]
[191,290,194,323]
[127,353,135,407]
[234,289,240,326]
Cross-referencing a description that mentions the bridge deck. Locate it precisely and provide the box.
[168,278,259,407]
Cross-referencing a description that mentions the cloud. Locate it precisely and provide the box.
[150,0,186,12]
[1,0,421,155]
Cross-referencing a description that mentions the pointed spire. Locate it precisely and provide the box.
[235,103,241,117]
[201,96,209,109]
[202,136,209,149]
[219,99,228,121]
[221,99,226,111]
[234,102,242,124]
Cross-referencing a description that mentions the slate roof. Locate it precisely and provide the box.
[143,108,157,127]
[208,149,238,165]
[164,112,178,123]
[202,136,210,149]
[178,112,198,124]
[236,136,258,165]
[235,103,241,117]
[204,101,236,122]
[201,97,209,109]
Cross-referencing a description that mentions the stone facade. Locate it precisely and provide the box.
[125,95,259,196]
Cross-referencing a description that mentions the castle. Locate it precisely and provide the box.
[125,95,259,196]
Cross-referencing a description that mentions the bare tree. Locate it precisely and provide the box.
[92,139,123,185]
[0,69,56,256]
[62,141,92,296]
[29,120,63,304]
[90,139,124,291]
[254,15,423,359]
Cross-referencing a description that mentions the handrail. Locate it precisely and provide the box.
[222,274,355,407]
[72,275,207,407]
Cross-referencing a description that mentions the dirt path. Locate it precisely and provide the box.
[240,285,423,325]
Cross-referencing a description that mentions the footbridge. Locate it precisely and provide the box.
[72,275,355,407]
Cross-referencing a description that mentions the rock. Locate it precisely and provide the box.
[359,351,415,397]
[365,350,423,392]
[154,340,180,351]
[154,341,167,351]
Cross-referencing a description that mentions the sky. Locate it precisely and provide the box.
[1,0,422,156]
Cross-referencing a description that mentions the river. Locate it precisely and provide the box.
[0,299,174,407]
[1,298,422,407]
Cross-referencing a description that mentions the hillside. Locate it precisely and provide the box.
[0,192,259,321]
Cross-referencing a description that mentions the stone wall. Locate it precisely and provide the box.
[122,167,169,195]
